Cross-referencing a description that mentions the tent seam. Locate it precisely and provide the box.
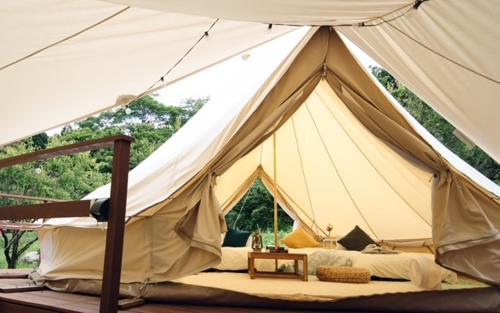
[259,169,326,237]
[0,6,131,71]
[315,87,432,228]
[303,99,379,240]
[291,116,320,234]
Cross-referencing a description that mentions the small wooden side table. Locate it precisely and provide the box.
[248,251,308,281]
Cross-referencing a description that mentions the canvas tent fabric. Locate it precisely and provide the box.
[105,0,500,163]
[0,0,296,147]
[1,1,499,163]
[38,28,316,283]
[38,27,500,286]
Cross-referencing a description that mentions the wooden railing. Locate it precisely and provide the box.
[0,135,133,313]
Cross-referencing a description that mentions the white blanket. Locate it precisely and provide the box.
[214,247,457,286]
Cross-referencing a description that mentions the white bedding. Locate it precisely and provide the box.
[214,247,457,286]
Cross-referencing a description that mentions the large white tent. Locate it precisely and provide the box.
[37,26,500,285]
[0,0,498,286]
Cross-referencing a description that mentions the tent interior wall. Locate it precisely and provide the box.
[37,27,500,288]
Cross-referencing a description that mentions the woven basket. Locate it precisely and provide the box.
[316,266,371,283]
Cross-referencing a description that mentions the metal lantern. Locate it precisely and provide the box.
[251,230,263,252]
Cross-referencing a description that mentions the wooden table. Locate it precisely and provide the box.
[248,251,308,281]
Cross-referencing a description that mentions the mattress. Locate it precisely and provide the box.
[214,247,457,284]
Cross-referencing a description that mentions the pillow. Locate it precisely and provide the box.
[222,228,252,247]
[282,227,320,248]
[338,226,376,251]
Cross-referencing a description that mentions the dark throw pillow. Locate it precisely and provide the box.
[338,226,377,251]
[222,228,251,247]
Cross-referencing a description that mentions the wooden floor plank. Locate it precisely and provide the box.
[0,269,32,279]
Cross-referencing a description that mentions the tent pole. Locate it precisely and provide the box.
[273,132,279,249]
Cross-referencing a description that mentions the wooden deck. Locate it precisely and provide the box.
[0,270,308,313]
[0,289,298,313]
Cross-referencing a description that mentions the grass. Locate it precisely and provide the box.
[0,231,40,269]
[261,229,291,247]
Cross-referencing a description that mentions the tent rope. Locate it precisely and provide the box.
[276,0,499,84]
[381,22,500,85]
[290,116,321,235]
[269,1,418,27]
[315,87,432,227]
[338,0,500,85]
[231,178,255,229]
[303,100,380,240]
[0,6,131,71]
[125,18,220,106]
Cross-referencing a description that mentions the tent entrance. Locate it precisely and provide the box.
[224,175,295,245]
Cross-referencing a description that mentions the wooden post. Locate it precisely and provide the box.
[99,139,131,313]
[273,133,279,250]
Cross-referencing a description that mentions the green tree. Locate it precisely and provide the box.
[225,178,293,232]
[0,139,110,268]
[0,96,208,268]
[371,66,500,184]
[59,96,209,173]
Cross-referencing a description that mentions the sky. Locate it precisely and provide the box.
[154,27,379,107]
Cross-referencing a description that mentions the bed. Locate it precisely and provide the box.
[214,246,458,285]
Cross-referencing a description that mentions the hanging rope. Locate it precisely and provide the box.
[381,22,500,85]
[126,18,220,106]
[231,180,255,229]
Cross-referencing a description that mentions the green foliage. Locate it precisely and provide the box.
[225,178,294,232]
[371,66,500,184]
[57,96,210,172]
[0,96,208,268]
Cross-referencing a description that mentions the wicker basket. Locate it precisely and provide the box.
[316,266,371,283]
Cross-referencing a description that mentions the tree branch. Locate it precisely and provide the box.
[17,236,38,259]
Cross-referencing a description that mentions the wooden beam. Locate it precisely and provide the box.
[0,222,41,231]
[0,201,91,220]
[99,138,131,313]
[0,285,45,293]
[0,192,61,203]
[0,135,133,169]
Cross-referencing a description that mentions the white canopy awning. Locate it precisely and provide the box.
[4,0,498,162]
[106,0,500,162]
[0,0,296,146]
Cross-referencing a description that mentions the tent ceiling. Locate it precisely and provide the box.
[90,1,500,162]
[216,81,434,240]
[0,0,296,147]
[105,0,413,25]
[1,1,499,162]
